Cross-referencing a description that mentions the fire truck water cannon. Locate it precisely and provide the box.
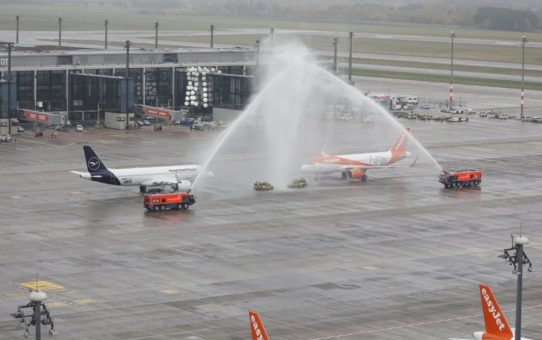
[144,192,196,211]
[439,169,482,189]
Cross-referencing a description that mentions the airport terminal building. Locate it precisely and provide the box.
[0,47,255,123]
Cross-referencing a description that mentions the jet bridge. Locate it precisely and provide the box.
[136,104,187,122]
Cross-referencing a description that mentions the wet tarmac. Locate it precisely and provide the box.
[0,116,541,339]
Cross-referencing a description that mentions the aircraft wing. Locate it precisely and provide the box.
[142,176,179,186]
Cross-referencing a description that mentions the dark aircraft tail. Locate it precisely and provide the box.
[82,145,120,185]
[84,145,109,174]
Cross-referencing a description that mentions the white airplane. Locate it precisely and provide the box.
[71,145,200,193]
[450,284,532,340]
[301,128,413,182]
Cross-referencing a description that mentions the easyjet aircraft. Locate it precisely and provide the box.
[71,145,200,193]
[301,128,413,182]
[250,284,532,340]
[450,284,532,340]
[249,311,269,340]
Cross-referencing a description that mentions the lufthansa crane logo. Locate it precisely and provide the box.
[88,157,101,171]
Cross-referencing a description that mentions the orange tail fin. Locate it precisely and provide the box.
[390,128,410,162]
[479,284,513,340]
[249,310,270,340]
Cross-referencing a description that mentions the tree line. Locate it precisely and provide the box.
[4,0,541,32]
[126,0,541,32]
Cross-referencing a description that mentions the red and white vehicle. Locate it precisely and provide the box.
[143,192,196,211]
[439,169,482,188]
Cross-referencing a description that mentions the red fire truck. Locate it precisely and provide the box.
[439,169,482,188]
[144,192,196,211]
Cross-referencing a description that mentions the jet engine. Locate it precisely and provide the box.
[173,180,192,193]
[347,169,367,182]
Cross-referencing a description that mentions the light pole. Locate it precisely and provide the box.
[449,31,456,110]
[154,21,159,49]
[7,42,13,135]
[210,24,214,48]
[104,19,108,50]
[501,234,533,340]
[58,17,62,47]
[16,16,19,44]
[348,32,353,84]
[520,35,528,120]
[332,37,338,75]
[10,288,57,338]
[255,39,260,70]
[124,40,131,125]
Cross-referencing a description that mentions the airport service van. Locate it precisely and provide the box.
[398,96,418,105]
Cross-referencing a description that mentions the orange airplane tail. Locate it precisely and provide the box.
[249,310,270,340]
[479,284,513,340]
[390,128,410,162]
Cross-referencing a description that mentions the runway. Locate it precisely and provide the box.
[0,112,541,339]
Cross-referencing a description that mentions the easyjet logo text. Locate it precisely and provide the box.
[481,288,506,332]
[250,315,264,340]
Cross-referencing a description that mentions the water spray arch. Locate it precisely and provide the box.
[192,39,442,192]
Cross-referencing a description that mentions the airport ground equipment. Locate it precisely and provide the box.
[288,178,307,189]
[439,169,481,188]
[254,181,274,191]
[144,192,195,211]
[11,290,57,338]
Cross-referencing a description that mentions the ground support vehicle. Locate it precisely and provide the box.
[288,178,308,188]
[439,169,481,189]
[254,181,274,191]
[447,116,468,123]
[144,192,196,211]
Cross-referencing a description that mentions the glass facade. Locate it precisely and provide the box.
[36,70,66,111]
[5,64,252,122]
[69,72,134,114]
[16,71,33,109]
[144,68,172,107]
[115,68,143,104]
[176,70,251,110]
[210,74,251,109]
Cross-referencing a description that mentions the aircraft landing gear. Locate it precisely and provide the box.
[361,175,368,183]
[139,185,147,193]
[341,172,348,180]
